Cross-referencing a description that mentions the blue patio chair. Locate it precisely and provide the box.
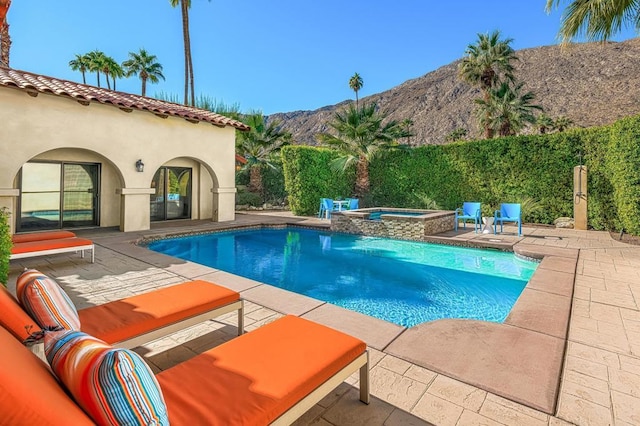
[347,198,359,210]
[454,202,481,232]
[494,203,522,236]
[318,198,335,219]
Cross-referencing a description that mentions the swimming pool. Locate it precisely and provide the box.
[147,227,538,327]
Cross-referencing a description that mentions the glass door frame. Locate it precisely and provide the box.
[150,166,192,222]
[17,160,101,231]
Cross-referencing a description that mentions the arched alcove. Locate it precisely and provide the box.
[13,148,125,232]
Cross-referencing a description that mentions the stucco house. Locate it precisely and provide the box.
[0,67,249,233]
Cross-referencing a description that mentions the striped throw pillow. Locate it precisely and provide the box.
[45,330,169,426]
[16,269,80,330]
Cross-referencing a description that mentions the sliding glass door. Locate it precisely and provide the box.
[18,162,100,231]
[150,167,192,221]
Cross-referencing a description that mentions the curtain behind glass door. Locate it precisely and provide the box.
[63,164,98,227]
[19,163,61,231]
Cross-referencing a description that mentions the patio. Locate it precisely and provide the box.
[7,212,640,425]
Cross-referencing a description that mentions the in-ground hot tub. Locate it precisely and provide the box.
[330,207,455,241]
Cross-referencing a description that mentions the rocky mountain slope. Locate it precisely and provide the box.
[269,38,640,145]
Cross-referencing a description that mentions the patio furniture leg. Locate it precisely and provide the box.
[238,302,244,335]
[360,351,370,404]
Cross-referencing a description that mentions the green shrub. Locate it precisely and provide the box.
[235,191,263,207]
[582,126,616,230]
[261,159,287,205]
[514,196,545,223]
[282,146,355,215]
[369,133,578,224]
[236,160,287,205]
[412,192,440,209]
[280,114,640,234]
[0,208,11,287]
[235,168,250,186]
[608,116,640,235]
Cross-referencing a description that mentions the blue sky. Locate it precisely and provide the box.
[7,1,637,115]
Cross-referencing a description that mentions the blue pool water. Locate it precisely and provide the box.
[367,211,424,220]
[147,228,538,327]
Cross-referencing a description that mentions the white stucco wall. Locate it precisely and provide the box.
[0,87,237,232]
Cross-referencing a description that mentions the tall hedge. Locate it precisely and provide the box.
[370,133,579,223]
[0,208,11,286]
[282,146,355,215]
[281,115,640,233]
[582,126,616,230]
[607,116,640,235]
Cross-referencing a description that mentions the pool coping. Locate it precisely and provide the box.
[135,222,575,415]
[385,242,577,415]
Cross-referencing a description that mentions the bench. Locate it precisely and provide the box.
[10,230,95,263]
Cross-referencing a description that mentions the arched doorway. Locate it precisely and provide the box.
[150,166,192,221]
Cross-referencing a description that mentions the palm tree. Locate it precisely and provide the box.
[0,0,11,68]
[169,0,210,106]
[69,54,90,84]
[106,59,124,91]
[458,30,518,138]
[86,50,107,87]
[99,55,119,90]
[349,72,364,108]
[316,102,407,198]
[236,112,291,195]
[536,113,555,134]
[546,0,640,43]
[400,118,415,145]
[169,0,193,106]
[553,115,574,132]
[445,128,468,142]
[474,81,542,137]
[122,49,165,97]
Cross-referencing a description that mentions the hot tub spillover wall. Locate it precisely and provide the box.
[330,208,455,240]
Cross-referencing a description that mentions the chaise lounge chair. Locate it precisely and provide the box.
[10,230,95,263]
[1,272,244,348]
[0,310,369,425]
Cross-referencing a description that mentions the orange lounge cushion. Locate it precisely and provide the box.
[12,230,77,244]
[11,237,93,255]
[80,280,240,344]
[157,315,366,425]
[0,326,94,425]
[0,285,41,340]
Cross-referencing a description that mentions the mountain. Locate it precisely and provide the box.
[269,38,640,145]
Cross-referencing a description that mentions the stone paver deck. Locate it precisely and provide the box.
[6,212,640,425]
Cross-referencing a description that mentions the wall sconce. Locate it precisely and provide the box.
[135,159,144,173]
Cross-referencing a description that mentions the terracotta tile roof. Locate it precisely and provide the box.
[0,67,250,131]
